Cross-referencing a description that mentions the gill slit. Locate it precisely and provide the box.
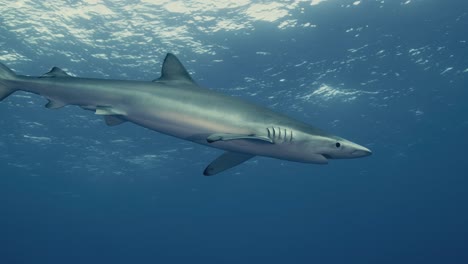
[266,126,295,143]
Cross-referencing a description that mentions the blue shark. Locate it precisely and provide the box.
[0,54,371,175]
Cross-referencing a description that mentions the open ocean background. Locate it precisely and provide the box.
[1,0,467,263]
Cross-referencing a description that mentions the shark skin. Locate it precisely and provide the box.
[0,54,371,176]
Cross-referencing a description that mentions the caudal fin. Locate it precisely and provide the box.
[0,62,17,101]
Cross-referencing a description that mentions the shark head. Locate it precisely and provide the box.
[298,134,372,164]
[315,135,372,161]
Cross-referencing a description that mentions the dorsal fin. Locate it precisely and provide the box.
[41,67,71,78]
[153,53,195,84]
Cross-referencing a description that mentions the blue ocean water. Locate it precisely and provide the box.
[1,0,467,263]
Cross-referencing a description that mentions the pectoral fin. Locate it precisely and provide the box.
[204,152,254,176]
[207,133,273,143]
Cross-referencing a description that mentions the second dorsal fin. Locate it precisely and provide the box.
[153,53,195,84]
[41,67,71,78]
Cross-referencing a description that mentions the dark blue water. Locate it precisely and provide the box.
[1,1,467,263]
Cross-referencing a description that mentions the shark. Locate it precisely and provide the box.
[0,53,371,176]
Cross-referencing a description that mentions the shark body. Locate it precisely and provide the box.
[0,53,371,175]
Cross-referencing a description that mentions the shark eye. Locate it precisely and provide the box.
[335,142,341,148]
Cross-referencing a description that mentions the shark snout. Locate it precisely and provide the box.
[351,146,372,157]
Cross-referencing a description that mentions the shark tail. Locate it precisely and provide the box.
[0,62,17,101]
